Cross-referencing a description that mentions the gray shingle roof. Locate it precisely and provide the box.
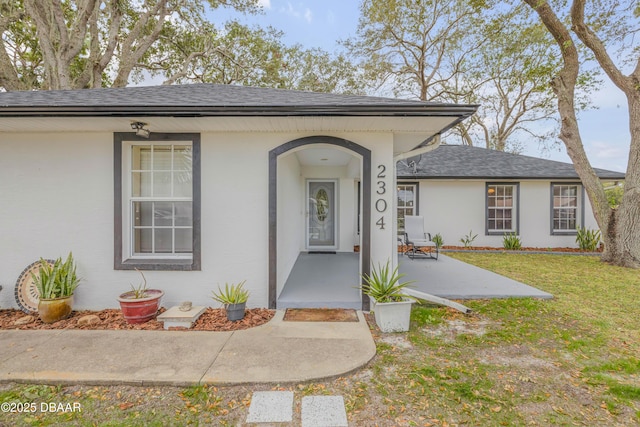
[0,84,477,118]
[397,144,625,180]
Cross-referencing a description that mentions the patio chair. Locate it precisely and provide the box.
[403,215,438,260]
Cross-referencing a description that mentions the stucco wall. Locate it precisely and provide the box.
[277,152,303,298]
[413,179,600,249]
[0,131,397,310]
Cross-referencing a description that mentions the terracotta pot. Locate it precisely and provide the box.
[38,295,74,324]
[226,302,246,321]
[117,289,164,324]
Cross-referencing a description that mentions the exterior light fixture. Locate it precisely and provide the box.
[130,121,150,138]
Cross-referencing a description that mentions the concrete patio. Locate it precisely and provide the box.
[398,253,553,300]
[277,252,551,310]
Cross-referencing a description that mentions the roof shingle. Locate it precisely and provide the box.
[397,144,625,180]
[0,84,477,118]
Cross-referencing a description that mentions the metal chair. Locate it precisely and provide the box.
[403,215,438,260]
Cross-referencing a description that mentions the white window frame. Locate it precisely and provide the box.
[486,183,519,235]
[551,183,583,234]
[124,142,193,259]
[397,182,418,234]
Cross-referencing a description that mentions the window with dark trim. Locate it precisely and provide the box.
[486,183,519,234]
[551,183,582,234]
[114,133,201,271]
[397,183,418,233]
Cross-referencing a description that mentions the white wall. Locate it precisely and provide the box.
[368,135,397,269]
[0,133,120,310]
[0,130,400,310]
[414,179,600,249]
[201,133,271,308]
[277,152,303,298]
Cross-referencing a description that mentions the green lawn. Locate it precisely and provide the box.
[1,253,639,426]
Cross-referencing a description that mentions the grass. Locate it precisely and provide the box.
[1,253,639,425]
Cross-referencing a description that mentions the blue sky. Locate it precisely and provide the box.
[210,0,629,173]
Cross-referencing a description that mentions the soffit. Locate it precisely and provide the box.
[0,115,461,155]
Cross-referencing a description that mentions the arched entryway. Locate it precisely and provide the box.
[268,136,371,310]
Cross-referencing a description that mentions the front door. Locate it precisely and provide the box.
[307,180,337,249]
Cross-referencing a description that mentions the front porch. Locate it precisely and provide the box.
[277,252,361,309]
[276,251,553,310]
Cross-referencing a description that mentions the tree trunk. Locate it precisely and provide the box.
[605,95,640,267]
[523,0,640,268]
[569,0,640,267]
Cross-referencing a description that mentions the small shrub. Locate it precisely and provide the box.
[432,233,443,249]
[605,183,624,208]
[503,232,522,250]
[211,281,250,306]
[360,260,415,303]
[576,227,601,251]
[31,253,81,299]
[460,230,478,248]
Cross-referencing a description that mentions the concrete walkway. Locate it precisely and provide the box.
[0,310,376,387]
[399,254,553,299]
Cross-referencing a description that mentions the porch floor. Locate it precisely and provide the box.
[277,252,361,309]
[399,254,553,299]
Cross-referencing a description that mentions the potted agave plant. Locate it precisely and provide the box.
[211,281,249,321]
[360,260,416,333]
[31,253,81,323]
[117,269,164,324]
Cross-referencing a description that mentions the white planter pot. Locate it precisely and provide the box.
[372,299,414,333]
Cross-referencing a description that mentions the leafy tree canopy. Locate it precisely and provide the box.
[0,0,362,93]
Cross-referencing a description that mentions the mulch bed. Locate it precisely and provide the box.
[0,308,274,332]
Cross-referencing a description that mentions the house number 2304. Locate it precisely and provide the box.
[376,165,387,229]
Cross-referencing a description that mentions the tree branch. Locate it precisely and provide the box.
[570,0,633,94]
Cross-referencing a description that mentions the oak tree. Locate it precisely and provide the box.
[524,0,639,267]
[0,0,259,90]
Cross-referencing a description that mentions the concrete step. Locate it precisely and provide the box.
[246,391,348,426]
[276,300,361,310]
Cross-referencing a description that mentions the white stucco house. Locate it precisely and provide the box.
[0,84,477,311]
[396,144,625,248]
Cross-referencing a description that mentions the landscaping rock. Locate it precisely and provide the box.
[14,315,35,325]
[78,314,100,326]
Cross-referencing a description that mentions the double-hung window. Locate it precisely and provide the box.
[551,183,582,234]
[486,183,519,234]
[397,183,418,234]
[114,133,200,270]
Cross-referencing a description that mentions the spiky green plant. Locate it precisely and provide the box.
[503,232,522,250]
[31,253,80,299]
[576,227,601,251]
[460,230,478,248]
[31,259,57,300]
[211,281,250,306]
[432,233,444,249]
[360,260,415,303]
[129,268,149,299]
